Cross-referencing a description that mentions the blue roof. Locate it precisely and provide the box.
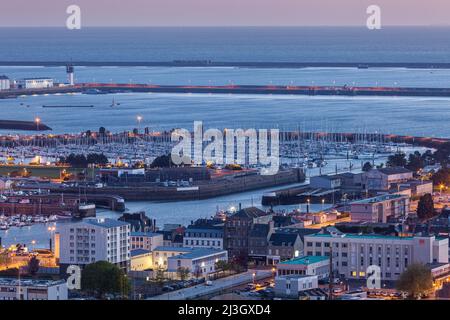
[170,248,226,260]
[84,218,129,229]
[351,194,406,204]
[309,233,414,240]
[131,249,151,257]
[279,255,329,265]
[131,232,162,237]
[153,246,193,252]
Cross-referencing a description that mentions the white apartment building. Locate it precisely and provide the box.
[183,225,224,250]
[56,218,131,272]
[0,278,67,300]
[274,275,319,298]
[350,194,410,223]
[0,76,10,90]
[130,232,164,251]
[17,77,54,89]
[166,248,228,279]
[304,232,449,281]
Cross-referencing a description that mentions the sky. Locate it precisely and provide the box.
[0,0,449,27]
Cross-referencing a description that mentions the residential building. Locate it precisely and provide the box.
[274,275,318,298]
[350,194,410,223]
[183,220,224,249]
[131,232,164,251]
[248,222,274,265]
[157,224,185,247]
[267,227,320,264]
[17,77,54,89]
[276,255,330,280]
[167,248,228,279]
[362,167,413,191]
[56,218,131,273]
[0,278,67,300]
[304,231,449,280]
[151,246,194,269]
[0,75,10,90]
[224,206,272,263]
[130,249,153,271]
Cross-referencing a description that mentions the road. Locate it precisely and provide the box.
[148,269,272,300]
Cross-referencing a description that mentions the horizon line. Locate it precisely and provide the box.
[0,24,450,28]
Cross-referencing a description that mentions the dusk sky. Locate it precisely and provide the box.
[0,0,449,27]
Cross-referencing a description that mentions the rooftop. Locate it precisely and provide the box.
[0,75,9,80]
[0,278,65,287]
[232,207,269,219]
[153,246,193,253]
[130,249,151,257]
[377,167,412,175]
[309,233,414,241]
[84,218,130,229]
[279,255,329,266]
[170,248,226,260]
[131,231,162,237]
[351,193,407,204]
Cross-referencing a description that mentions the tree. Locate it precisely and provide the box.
[177,267,190,281]
[396,264,434,299]
[431,168,450,188]
[215,260,230,272]
[27,256,40,276]
[362,162,373,172]
[155,267,166,286]
[416,193,436,220]
[150,154,176,168]
[433,142,450,167]
[406,151,425,172]
[81,261,130,299]
[386,152,407,168]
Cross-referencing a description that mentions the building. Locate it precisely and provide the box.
[183,220,224,249]
[274,275,319,298]
[276,255,330,280]
[130,249,153,271]
[304,231,449,281]
[310,175,342,189]
[268,232,302,264]
[157,224,185,247]
[248,222,274,265]
[350,194,410,223]
[56,218,131,273]
[131,232,164,251]
[151,246,194,269]
[362,167,413,191]
[0,75,10,90]
[167,248,228,279]
[224,206,273,263]
[0,278,67,300]
[17,78,54,89]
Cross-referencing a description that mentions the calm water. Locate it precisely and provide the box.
[1,27,450,62]
[0,27,448,248]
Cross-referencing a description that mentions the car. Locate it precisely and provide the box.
[205,280,213,286]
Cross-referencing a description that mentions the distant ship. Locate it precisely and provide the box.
[110,98,120,107]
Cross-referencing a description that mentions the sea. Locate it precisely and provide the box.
[0,27,449,247]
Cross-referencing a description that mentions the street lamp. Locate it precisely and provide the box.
[31,240,36,252]
[252,272,256,284]
[35,117,41,131]
[136,115,142,133]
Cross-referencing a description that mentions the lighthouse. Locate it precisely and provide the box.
[66,64,75,86]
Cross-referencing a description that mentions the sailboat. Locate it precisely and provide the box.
[110,98,120,107]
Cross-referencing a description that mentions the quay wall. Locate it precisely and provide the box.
[43,168,305,201]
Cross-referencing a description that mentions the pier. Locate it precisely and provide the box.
[4,82,450,99]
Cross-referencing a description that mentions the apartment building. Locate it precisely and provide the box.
[350,194,410,223]
[0,278,67,300]
[130,232,164,251]
[304,231,449,280]
[56,218,131,273]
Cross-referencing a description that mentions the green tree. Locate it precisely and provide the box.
[81,261,130,299]
[433,142,450,167]
[362,162,373,172]
[416,193,435,220]
[386,152,407,168]
[396,264,434,299]
[177,267,190,281]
